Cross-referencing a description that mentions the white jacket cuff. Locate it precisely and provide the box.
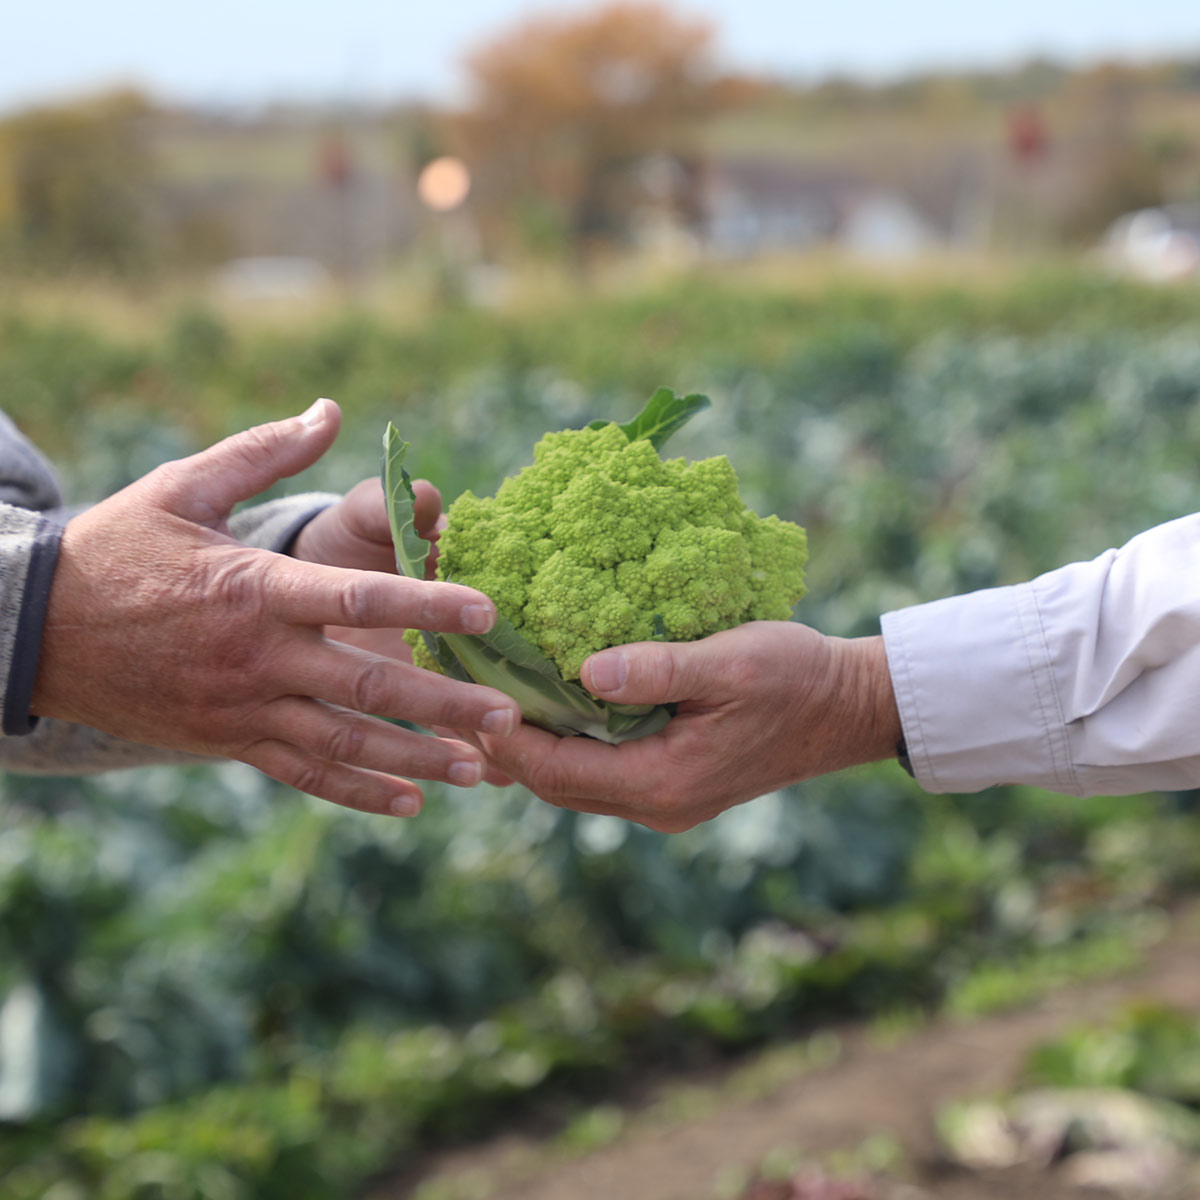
[881,583,1080,796]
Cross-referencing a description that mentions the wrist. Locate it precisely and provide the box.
[824,634,903,771]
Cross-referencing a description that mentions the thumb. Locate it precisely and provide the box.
[152,398,342,526]
[581,639,715,706]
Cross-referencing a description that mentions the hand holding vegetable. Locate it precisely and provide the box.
[475,622,903,832]
[387,389,808,744]
[32,400,519,815]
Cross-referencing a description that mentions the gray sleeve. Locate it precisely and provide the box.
[0,505,63,738]
[228,493,338,551]
[0,411,63,513]
[0,454,339,773]
[0,413,67,742]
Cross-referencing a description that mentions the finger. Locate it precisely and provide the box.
[581,638,718,707]
[478,731,715,832]
[477,724,715,831]
[263,557,498,634]
[264,698,487,788]
[411,480,443,537]
[242,739,426,817]
[439,725,517,787]
[324,625,415,662]
[335,478,401,572]
[153,398,342,525]
[478,722,651,805]
[290,640,520,736]
[483,765,516,788]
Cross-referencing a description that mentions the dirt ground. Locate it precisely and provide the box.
[377,909,1200,1200]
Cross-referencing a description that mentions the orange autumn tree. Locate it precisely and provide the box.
[454,2,719,260]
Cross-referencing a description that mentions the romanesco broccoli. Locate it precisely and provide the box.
[422,400,807,681]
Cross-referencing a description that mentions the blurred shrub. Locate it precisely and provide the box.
[0,90,160,275]
[1028,1004,1200,1104]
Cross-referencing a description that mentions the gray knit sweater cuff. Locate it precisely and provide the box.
[0,505,62,736]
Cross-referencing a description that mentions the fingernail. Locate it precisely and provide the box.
[587,651,626,694]
[390,794,421,817]
[448,760,483,787]
[481,707,515,736]
[462,603,494,634]
[300,397,330,428]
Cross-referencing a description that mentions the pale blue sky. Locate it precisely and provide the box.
[4,0,1199,113]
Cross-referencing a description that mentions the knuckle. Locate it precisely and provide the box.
[349,657,395,715]
[232,423,278,467]
[206,552,268,612]
[336,575,376,627]
[646,644,680,694]
[288,759,328,799]
[320,716,366,765]
[528,753,597,805]
[525,757,570,801]
[414,583,445,630]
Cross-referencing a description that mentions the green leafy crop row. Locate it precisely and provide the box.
[4,273,1200,1195]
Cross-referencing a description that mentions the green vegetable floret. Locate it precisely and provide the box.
[428,420,807,680]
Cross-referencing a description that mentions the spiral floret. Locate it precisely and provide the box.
[434,420,807,680]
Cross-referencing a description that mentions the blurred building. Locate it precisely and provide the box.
[147,106,424,277]
[629,154,951,262]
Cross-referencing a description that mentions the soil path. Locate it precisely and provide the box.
[383,909,1200,1200]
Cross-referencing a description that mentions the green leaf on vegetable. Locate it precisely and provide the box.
[381,424,430,581]
[588,386,710,450]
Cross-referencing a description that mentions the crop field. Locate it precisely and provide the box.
[4,267,1200,1198]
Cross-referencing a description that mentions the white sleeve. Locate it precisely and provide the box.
[881,513,1200,797]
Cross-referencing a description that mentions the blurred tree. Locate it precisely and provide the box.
[1147,126,1200,204]
[0,127,16,232]
[453,2,719,264]
[0,89,159,274]
[1064,65,1166,237]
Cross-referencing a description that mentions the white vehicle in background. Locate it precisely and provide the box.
[212,256,334,302]
[1100,205,1200,283]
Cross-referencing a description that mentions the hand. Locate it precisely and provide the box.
[290,475,445,660]
[33,399,520,817]
[477,622,902,832]
[291,458,514,789]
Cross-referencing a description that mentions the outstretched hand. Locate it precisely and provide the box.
[477,621,902,832]
[32,399,520,816]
